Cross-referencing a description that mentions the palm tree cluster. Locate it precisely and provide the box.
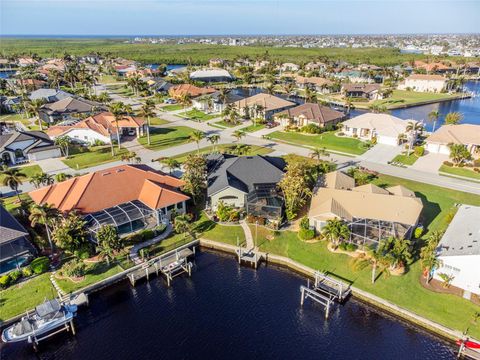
[139,99,156,145]
[221,104,240,125]
[420,231,443,284]
[1,167,26,200]
[29,172,55,188]
[108,102,133,153]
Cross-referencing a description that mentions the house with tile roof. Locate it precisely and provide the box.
[425,124,480,157]
[433,204,480,298]
[29,164,190,237]
[0,130,61,165]
[275,103,345,128]
[399,74,447,92]
[308,171,423,248]
[341,83,382,100]
[0,205,36,274]
[232,93,295,120]
[341,113,415,146]
[47,112,146,145]
[207,154,286,221]
[295,76,333,93]
[39,96,104,124]
[168,84,217,99]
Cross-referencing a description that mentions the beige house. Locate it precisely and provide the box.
[426,124,480,157]
[308,171,423,247]
[275,103,345,128]
[399,74,447,92]
[295,76,333,93]
[233,93,295,120]
[342,113,414,146]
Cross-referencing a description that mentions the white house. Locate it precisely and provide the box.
[399,74,447,92]
[342,113,415,146]
[433,205,480,299]
[189,69,234,82]
[426,124,480,157]
[280,63,300,72]
[0,131,61,165]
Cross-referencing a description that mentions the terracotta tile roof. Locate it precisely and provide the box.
[29,164,189,213]
[169,84,217,98]
[233,93,295,112]
[295,76,332,87]
[47,112,145,138]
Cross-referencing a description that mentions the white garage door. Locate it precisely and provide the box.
[377,135,398,146]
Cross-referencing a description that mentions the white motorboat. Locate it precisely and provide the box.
[2,299,78,343]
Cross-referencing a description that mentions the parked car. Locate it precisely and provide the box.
[164,98,177,104]
[266,122,279,128]
[127,129,136,136]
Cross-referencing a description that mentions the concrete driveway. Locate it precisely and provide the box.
[410,151,449,173]
[358,144,403,165]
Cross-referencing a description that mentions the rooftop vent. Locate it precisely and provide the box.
[102,172,111,176]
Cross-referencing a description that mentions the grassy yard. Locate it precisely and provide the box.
[62,145,129,170]
[249,174,480,338]
[439,164,480,181]
[269,131,367,155]
[0,273,55,321]
[138,126,194,150]
[148,117,169,126]
[0,164,43,182]
[371,90,462,109]
[179,109,219,122]
[170,144,274,163]
[98,74,123,84]
[161,104,184,112]
[213,120,238,128]
[196,212,246,245]
[56,263,124,293]
[242,122,266,133]
[391,153,419,166]
[0,113,40,131]
[0,193,31,213]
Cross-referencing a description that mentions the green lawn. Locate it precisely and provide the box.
[213,120,238,128]
[269,131,367,155]
[56,262,124,293]
[62,145,129,170]
[98,74,123,84]
[149,117,169,126]
[138,126,194,150]
[161,104,184,112]
[170,144,273,163]
[372,90,462,109]
[242,122,266,133]
[0,164,43,182]
[391,153,419,166]
[196,212,246,245]
[0,273,55,321]
[249,174,480,339]
[179,109,219,122]
[439,164,480,181]
[0,114,40,131]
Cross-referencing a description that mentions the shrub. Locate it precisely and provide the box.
[474,168,480,173]
[298,228,315,240]
[414,227,424,239]
[473,159,480,167]
[300,216,310,230]
[142,229,155,241]
[346,243,358,252]
[228,211,240,222]
[337,131,345,136]
[9,270,22,283]
[443,161,454,167]
[301,123,322,134]
[414,146,425,157]
[74,243,93,260]
[0,275,11,289]
[338,242,348,251]
[370,137,377,145]
[30,256,50,274]
[62,260,86,278]
[22,266,33,277]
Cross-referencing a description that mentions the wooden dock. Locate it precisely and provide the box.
[127,247,194,286]
[300,285,334,319]
[235,247,262,269]
[313,271,351,303]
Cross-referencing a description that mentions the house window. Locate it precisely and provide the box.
[14,149,24,158]
[167,204,175,211]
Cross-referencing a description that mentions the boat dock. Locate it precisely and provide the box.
[127,247,195,286]
[300,271,351,318]
[235,247,262,269]
[458,339,480,359]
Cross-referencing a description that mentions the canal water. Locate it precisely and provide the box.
[1,251,456,360]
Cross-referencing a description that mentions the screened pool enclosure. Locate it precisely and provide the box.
[85,200,158,237]
[347,217,413,248]
[246,184,283,221]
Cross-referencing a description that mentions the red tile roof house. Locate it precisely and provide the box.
[47,112,146,145]
[29,164,190,238]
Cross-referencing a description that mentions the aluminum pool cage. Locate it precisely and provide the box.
[246,184,283,221]
[84,200,157,238]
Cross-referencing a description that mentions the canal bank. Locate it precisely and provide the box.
[198,238,477,345]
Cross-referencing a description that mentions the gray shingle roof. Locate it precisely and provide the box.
[437,205,480,257]
[0,205,28,244]
[207,155,285,197]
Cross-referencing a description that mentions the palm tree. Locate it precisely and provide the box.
[174,213,194,239]
[444,111,463,125]
[282,82,295,98]
[160,158,180,174]
[109,102,128,150]
[40,173,55,186]
[54,136,71,157]
[29,203,58,250]
[189,130,205,153]
[427,110,440,133]
[207,134,220,153]
[228,108,240,125]
[352,247,390,284]
[405,121,423,156]
[231,130,246,143]
[55,172,72,183]
[139,100,155,146]
[1,167,26,201]
[321,218,350,249]
[178,93,192,116]
[304,87,317,103]
[310,147,329,161]
[27,99,46,130]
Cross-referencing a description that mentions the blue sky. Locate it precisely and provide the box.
[1,0,479,36]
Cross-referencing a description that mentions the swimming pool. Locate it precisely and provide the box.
[0,254,30,274]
